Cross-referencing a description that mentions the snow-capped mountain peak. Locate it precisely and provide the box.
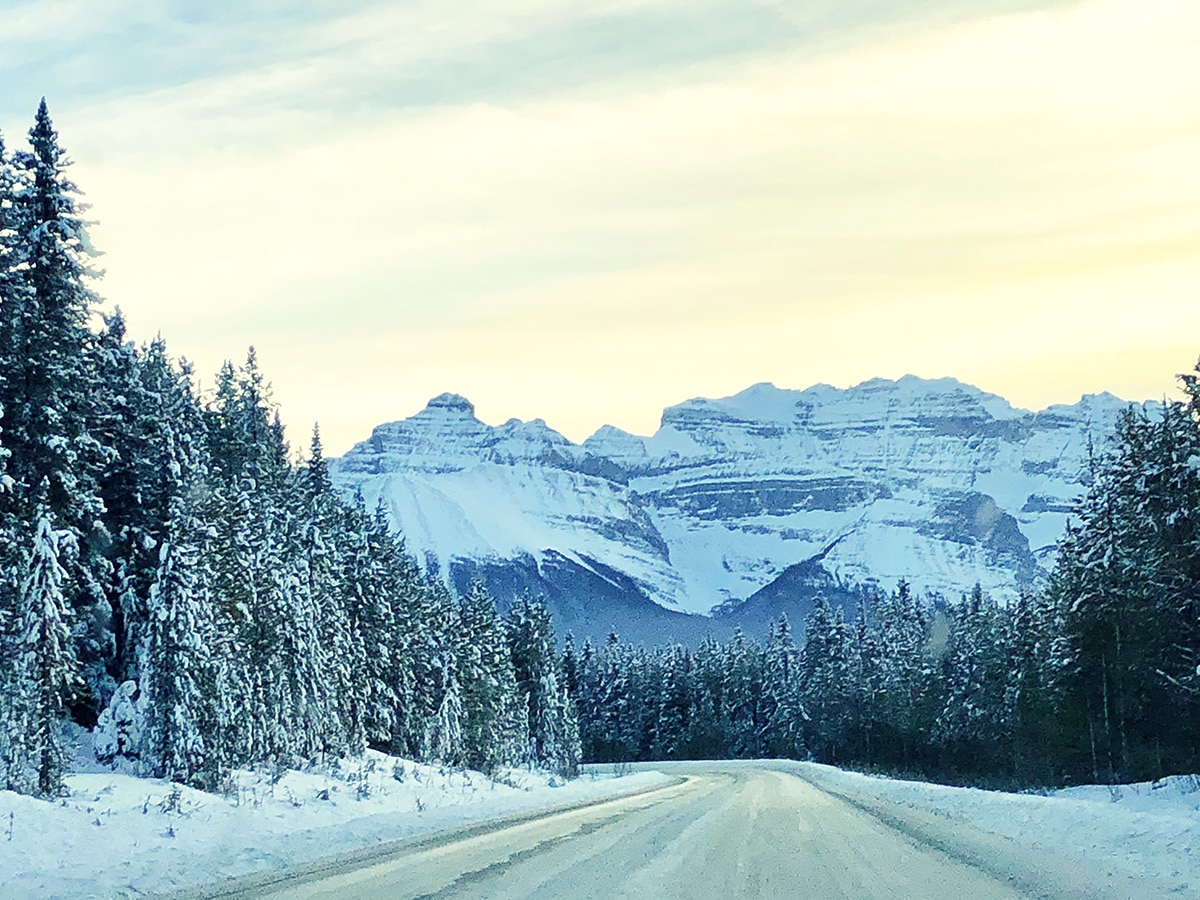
[423,392,476,415]
[338,393,581,476]
[331,377,1155,641]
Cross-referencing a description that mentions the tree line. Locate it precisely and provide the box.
[568,379,1200,787]
[2,99,1195,798]
[0,101,580,798]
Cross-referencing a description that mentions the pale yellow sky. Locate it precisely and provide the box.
[5,0,1197,451]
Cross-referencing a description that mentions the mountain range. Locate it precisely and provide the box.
[330,377,1154,645]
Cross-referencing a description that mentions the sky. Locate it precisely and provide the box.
[2,0,1198,454]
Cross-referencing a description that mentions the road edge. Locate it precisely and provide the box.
[781,761,1181,900]
[157,773,686,899]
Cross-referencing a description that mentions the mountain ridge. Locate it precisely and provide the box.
[330,376,1157,644]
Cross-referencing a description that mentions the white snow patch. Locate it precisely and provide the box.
[796,763,1200,892]
[0,750,670,899]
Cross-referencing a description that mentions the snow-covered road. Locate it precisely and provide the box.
[6,756,1195,897]
[0,753,671,899]
[222,762,1184,899]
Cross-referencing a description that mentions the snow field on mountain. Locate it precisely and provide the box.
[795,762,1200,893]
[0,749,670,899]
[333,378,1158,619]
[645,492,1025,611]
[358,462,688,602]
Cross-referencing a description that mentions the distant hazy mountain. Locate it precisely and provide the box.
[331,378,1154,645]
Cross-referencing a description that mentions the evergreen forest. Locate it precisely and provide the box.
[0,102,580,798]
[1,101,1197,802]
[563,370,1200,787]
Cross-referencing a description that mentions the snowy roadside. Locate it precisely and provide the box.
[0,750,671,900]
[789,761,1200,895]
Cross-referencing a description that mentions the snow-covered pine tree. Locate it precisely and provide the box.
[571,638,600,760]
[560,632,579,701]
[407,574,458,761]
[457,581,512,773]
[933,584,1017,775]
[86,321,176,692]
[560,698,583,774]
[143,497,215,788]
[651,645,692,760]
[797,594,856,764]
[0,127,30,511]
[494,663,532,768]
[1051,379,1200,782]
[872,580,933,767]
[9,101,104,537]
[13,511,78,796]
[723,629,765,758]
[1169,363,1200,707]
[340,492,399,750]
[0,126,29,450]
[429,658,464,766]
[527,660,580,778]
[760,615,805,760]
[0,130,18,780]
[505,596,579,774]
[620,643,655,761]
[130,345,217,784]
[688,636,731,759]
[583,632,635,762]
[86,312,148,692]
[203,351,297,767]
[287,425,363,760]
[19,103,114,720]
[344,497,444,762]
[2,103,109,715]
[0,504,23,791]
[1007,591,1069,783]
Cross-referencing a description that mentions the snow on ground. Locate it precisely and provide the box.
[794,762,1200,893]
[0,750,671,900]
[8,747,1197,899]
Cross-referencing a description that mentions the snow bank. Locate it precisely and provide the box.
[793,762,1200,894]
[0,750,671,899]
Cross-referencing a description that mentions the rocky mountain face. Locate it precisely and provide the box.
[330,378,1154,645]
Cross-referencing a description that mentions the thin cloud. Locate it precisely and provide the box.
[3,0,1196,450]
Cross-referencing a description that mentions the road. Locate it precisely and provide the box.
[229,762,1079,900]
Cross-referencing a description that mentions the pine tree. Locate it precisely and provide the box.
[798,595,855,763]
[351,499,436,760]
[0,129,19,781]
[204,351,296,767]
[0,127,30,464]
[457,582,514,773]
[1051,381,1200,781]
[688,637,731,759]
[652,645,693,760]
[87,313,148,690]
[143,498,215,787]
[5,101,102,527]
[760,615,805,759]
[408,575,457,760]
[1007,591,1069,783]
[873,581,933,767]
[291,425,362,759]
[584,633,635,762]
[505,596,579,773]
[1,102,109,715]
[13,511,78,795]
[341,493,400,750]
[933,585,1017,775]
[429,660,464,766]
[723,629,765,758]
